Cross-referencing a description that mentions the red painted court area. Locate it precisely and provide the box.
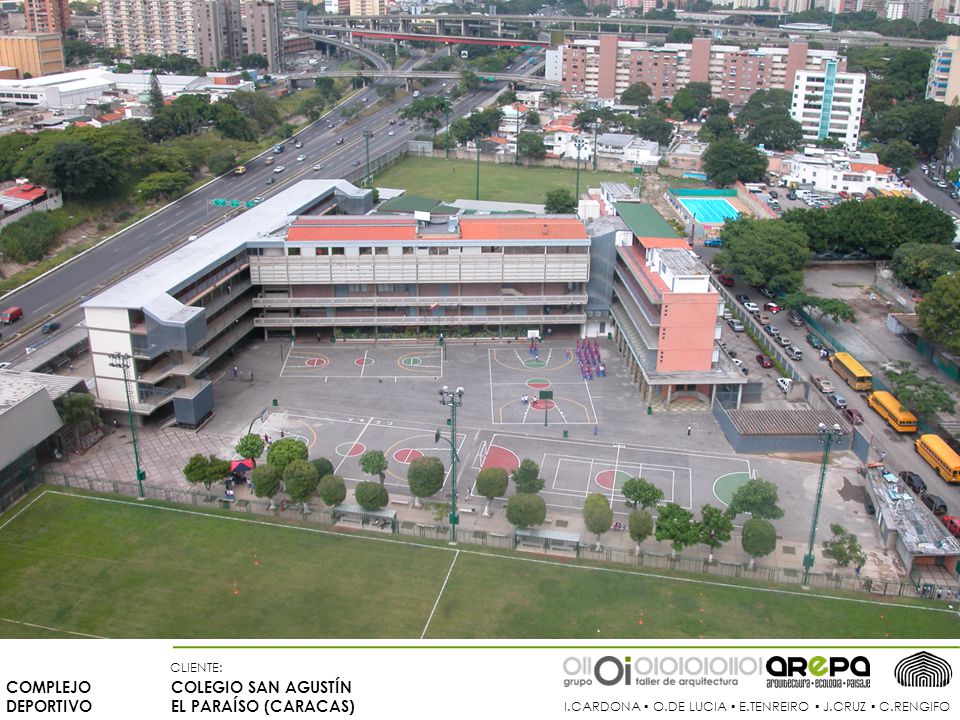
[336,442,366,458]
[393,448,424,464]
[481,445,520,474]
[530,399,556,411]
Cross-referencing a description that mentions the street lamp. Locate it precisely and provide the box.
[515,103,521,166]
[108,352,146,499]
[574,136,586,202]
[475,140,481,201]
[444,95,451,161]
[436,386,464,546]
[363,129,373,186]
[801,422,844,588]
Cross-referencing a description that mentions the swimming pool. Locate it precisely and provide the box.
[678,197,741,224]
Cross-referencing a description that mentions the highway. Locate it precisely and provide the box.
[0,61,516,363]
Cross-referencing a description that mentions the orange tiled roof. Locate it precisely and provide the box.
[850,162,893,174]
[2,183,46,201]
[459,217,588,241]
[287,216,417,242]
[97,110,125,122]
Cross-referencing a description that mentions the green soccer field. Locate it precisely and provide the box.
[373,157,644,205]
[0,490,955,639]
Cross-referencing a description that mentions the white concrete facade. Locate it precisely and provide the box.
[790,61,866,148]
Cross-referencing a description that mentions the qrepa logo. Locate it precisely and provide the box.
[765,656,870,677]
[894,651,952,687]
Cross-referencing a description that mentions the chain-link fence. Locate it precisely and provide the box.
[35,470,953,600]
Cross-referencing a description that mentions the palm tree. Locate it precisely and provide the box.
[56,392,99,449]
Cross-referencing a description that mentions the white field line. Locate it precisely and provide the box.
[420,550,460,639]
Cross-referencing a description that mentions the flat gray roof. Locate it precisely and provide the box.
[83,180,363,314]
[659,247,710,276]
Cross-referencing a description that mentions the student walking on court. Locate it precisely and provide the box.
[232,365,239,380]
[687,425,692,436]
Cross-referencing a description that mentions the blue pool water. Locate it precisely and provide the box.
[678,197,740,224]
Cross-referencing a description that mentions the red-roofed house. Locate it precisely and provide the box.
[783,149,903,195]
[0,181,61,230]
[251,214,591,334]
[93,110,126,126]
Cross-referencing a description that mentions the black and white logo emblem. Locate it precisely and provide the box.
[894,651,952,687]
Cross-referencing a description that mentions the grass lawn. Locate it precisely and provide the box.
[373,157,643,205]
[1,490,955,639]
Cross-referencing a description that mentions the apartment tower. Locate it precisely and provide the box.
[24,0,71,37]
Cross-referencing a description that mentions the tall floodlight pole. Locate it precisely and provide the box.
[593,121,599,172]
[574,136,586,201]
[437,386,464,545]
[108,352,146,499]
[515,105,521,165]
[475,141,481,200]
[444,95,451,160]
[802,422,844,588]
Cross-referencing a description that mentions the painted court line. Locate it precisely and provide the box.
[487,348,496,425]
[334,417,373,475]
[0,617,105,639]
[421,550,460,639]
[11,491,955,628]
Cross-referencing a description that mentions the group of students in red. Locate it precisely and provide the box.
[575,338,605,381]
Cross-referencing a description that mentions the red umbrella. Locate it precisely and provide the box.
[230,458,256,474]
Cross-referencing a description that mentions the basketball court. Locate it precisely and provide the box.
[280,343,444,381]
[471,431,753,518]
[487,347,602,426]
[264,409,466,495]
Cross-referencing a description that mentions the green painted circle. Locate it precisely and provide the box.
[401,357,423,366]
[595,469,633,491]
[524,359,546,369]
[527,378,551,389]
[713,471,751,506]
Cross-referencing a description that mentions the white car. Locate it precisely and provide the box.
[743,301,760,313]
[297,154,306,162]
[273,165,285,173]
[388,130,395,136]
[776,377,792,394]
[732,358,743,368]
[313,164,323,171]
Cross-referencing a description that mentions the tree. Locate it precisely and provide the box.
[283,459,319,505]
[868,100,947,157]
[354,480,389,511]
[45,141,108,199]
[703,139,768,187]
[512,458,544,493]
[251,464,281,503]
[134,171,192,200]
[654,503,699,557]
[735,89,794,130]
[727,478,784,520]
[505,493,546,528]
[884,361,955,419]
[148,72,165,115]
[671,81,712,119]
[525,109,540,126]
[634,117,673,145]
[698,504,733,562]
[714,218,810,293]
[318,474,347,507]
[266,438,309,474]
[183,454,230,491]
[407,456,445,507]
[741,517,776,569]
[359,449,388,484]
[877,139,917,174]
[583,493,614,550]
[460,68,481,92]
[56,392,98,449]
[212,102,256,141]
[544,188,577,214]
[239,53,270,70]
[698,114,736,142]
[620,81,652,107]
[780,292,856,324]
[745,114,803,152]
[207,147,238,176]
[628,510,654,553]
[235,433,265,460]
[822,524,866,577]
[621,476,663,510]
[517,132,546,160]
[890,243,960,293]
[919,272,960,353]
[665,26,695,43]
[475,467,508,517]
[311,457,334,480]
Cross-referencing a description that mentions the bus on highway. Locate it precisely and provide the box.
[915,434,960,483]
[829,352,873,391]
[234,165,247,176]
[867,390,917,433]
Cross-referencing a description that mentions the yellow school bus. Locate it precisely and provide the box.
[829,352,873,391]
[867,391,917,433]
[915,434,960,484]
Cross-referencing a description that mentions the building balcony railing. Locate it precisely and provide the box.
[253,313,587,328]
[137,353,208,385]
[252,293,589,308]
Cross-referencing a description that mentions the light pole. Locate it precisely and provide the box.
[802,422,844,588]
[436,386,464,545]
[592,121,599,172]
[444,95,451,160]
[363,130,373,186]
[475,141,481,200]
[574,136,586,201]
[515,104,521,165]
[108,352,146,499]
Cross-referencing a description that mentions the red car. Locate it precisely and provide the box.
[942,515,960,539]
[718,273,735,286]
[756,353,773,368]
[842,408,864,425]
[763,302,781,313]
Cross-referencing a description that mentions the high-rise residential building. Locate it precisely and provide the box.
[197,0,243,68]
[790,61,866,148]
[349,0,384,14]
[545,36,844,104]
[244,0,281,72]
[100,0,199,59]
[324,0,350,12]
[24,0,71,37]
[0,32,64,77]
[927,35,960,105]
